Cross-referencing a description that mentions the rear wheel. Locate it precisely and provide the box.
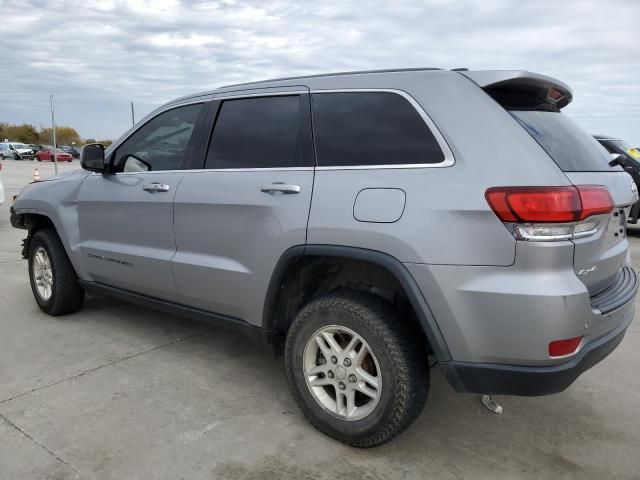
[285,292,429,447]
[28,229,84,315]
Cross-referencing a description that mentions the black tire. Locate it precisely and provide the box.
[28,229,84,315]
[285,291,429,447]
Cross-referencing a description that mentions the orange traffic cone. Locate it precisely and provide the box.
[33,167,40,182]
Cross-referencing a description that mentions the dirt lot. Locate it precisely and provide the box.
[1,160,639,480]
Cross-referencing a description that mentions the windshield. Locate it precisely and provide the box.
[511,110,621,172]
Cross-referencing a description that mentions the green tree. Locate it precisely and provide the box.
[0,122,40,143]
[38,126,81,146]
[1,121,110,147]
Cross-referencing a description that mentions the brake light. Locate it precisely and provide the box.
[549,336,583,357]
[577,186,615,220]
[485,185,614,241]
[486,187,581,223]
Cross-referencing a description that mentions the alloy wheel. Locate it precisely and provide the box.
[32,247,53,301]
[303,325,382,421]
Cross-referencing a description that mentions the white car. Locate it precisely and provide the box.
[0,142,34,160]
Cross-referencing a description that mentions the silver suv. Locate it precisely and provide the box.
[10,69,638,447]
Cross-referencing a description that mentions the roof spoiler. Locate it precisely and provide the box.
[460,70,573,109]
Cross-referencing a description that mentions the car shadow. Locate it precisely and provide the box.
[74,293,627,478]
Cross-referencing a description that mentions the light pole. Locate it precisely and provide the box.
[49,94,58,175]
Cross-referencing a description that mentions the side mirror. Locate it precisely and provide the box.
[81,143,107,172]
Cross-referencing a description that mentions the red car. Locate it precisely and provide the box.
[35,147,73,162]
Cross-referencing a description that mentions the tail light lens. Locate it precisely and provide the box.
[486,185,614,241]
[577,186,616,220]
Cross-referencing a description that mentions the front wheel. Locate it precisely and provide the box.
[28,229,85,315]
[285,292,429,447]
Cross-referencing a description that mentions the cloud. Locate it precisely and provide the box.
[0,0,638,143]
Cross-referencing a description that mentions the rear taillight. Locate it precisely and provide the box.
[485,185,614,241]
[577,186,616,220]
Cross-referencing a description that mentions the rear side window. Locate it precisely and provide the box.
[205,95,310,169]
[511,110,620,172]
[312,92,445,167]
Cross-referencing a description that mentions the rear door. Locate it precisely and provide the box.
[511,110,637,294]
[77,102,206,301]
[172,88,315,324]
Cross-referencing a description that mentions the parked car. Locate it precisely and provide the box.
[594,135,640,223]
[27,144,44,156]
[10,68,638,447]
[0,160,4,205]
[59,145,80,159]
[0,142,34,160]
[35,146,73,162]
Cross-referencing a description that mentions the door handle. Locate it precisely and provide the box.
[142,183,170,193]
[260,182,301,195]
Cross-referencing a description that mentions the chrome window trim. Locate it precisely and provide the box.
[310,88,455,170]
[104,167,315,176]
[103,88,455,174]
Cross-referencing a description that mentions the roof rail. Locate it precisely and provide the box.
[219,67,442,89]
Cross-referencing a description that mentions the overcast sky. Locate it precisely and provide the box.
[1,0,638,144]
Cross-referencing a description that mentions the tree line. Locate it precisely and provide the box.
[0,122,112,147]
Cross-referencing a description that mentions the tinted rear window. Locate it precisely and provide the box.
[205,95,309,169]
[312,92,445,167]
[511,110,620,172]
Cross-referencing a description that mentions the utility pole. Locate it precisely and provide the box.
[131,101,135,126]
[50,95,58,175]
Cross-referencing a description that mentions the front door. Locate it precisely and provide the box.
[172,90,315,325]
[77,102,206,301]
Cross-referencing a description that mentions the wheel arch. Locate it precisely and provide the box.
[12,211,58,258]
[263,245,451,362]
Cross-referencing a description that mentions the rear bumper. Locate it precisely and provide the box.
[441,310,632,396]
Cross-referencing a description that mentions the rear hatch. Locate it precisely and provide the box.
[464,70,638,295]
